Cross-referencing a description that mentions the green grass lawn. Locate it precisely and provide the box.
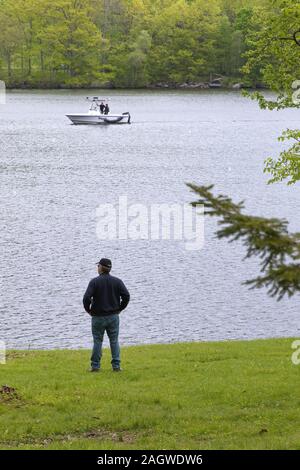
[0,339,299,450]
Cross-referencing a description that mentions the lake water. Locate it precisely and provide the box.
[1,89,300,349]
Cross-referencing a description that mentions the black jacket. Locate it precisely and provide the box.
[83,273,130,316]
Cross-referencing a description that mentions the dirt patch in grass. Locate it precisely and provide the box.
[0,385,19,401]
[1,428,137,448]
[83,429,136,444]
[0,385,25,407]
[6,351,33,361]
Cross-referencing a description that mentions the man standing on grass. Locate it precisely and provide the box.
[83,258,130,373]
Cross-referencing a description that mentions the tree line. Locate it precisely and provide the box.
[0,0,269,88]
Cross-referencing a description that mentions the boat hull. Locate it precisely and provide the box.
[66,113,130,125]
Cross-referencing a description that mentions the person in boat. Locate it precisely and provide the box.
[99,102,105,114]
[104,103,110,115]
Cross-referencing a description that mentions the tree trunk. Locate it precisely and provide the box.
[40,50,44,72]
[7,52,12,80]
[21,51,24,75]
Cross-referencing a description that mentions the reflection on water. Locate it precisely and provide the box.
[1,89,300,349]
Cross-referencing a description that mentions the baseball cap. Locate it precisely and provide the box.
[96,258,112,268]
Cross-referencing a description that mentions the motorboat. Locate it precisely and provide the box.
[66,97,131,125]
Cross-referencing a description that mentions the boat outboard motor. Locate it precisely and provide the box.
[122,112,131,124]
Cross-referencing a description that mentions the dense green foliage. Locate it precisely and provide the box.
[243,0,300,110]
[264,129,300,185]
[1,340,299,449]
[242,0,300,184]
[0,0,266,88]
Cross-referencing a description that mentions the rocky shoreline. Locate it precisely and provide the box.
[149,81,246,90]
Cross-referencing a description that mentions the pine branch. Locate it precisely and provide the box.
[187,183,300,300]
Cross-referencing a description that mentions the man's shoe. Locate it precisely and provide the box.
[112,368,122,372]
[89,368,100,372]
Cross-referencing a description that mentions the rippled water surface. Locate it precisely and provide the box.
[1,89,300,349]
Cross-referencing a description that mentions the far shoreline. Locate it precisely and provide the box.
[2,80,265,92]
